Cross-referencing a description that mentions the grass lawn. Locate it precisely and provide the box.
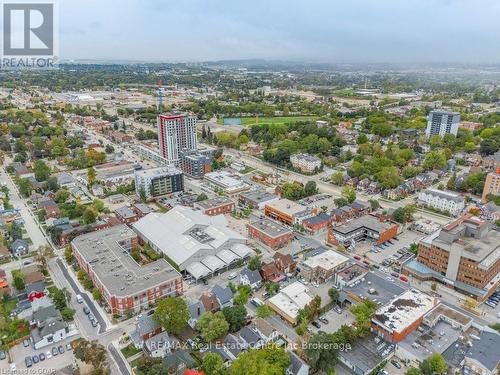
[239,166,255,174]
[217,116,319,126]
[120,343,142,358]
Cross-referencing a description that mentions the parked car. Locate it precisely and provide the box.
[312,321,321,329]
[334,306,342,314]
[391,360,402,369]
[23,339,30,347]
[32,355,39,364]
[485,301,496,308]
[0,350,5,360]
[39,353,45,361]
[88,314,95,321]
[83,306,90,315]
[58,345,65,354]
[51,347,58,356]
[46,351,52,359]
[227,272,237,280]
[25,356,32,368]
[66,343,72,351]
[319,317,329,324]
[91,320,98,327]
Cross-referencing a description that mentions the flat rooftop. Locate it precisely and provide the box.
[204,171,245,188]
[372,290,437,334]
[248,218,292,238]
[240,190,278,204]
[71,225,181,297]
[265,199,306,217]
[332,215,394,235]
[342,271,405,306]
[135,166,183,178]
[268,282,312,320]
[195,196,235,210]
[302,250,349,271]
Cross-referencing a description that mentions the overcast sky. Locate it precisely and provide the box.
[59,0,500,63]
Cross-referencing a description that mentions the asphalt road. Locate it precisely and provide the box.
[56,258,107,334]
[108,343,131,375]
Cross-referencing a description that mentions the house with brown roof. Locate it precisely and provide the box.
[200,291,220,313]
[0,245,11,262]
[273,252,296,274]
[252,317,279,343]
[260,263,283,282]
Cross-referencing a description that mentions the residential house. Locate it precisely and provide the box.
[31,305,71,349]
[260,263,283,282]
[239,326,263,349]
[26,281,46,302]
[10,238,29,257]
[212,285,233,309]
[39,199,60,219]
[130,314,162,349]
[287,351,310,375]
[302,213,332,234]
[200,291,220,313]
[163,350,196,375]
[239,267,263,290]
[253,317,279,343]
[144,331,177,358]
[115,206,138,224]
[187,300,205,330]
[0,278,11,296]
[273,252,296,274]
[0,245,11,262]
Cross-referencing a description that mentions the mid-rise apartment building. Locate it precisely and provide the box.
[290,153,322,173]
[425,109,460,137]
[404,213,500,301]
[482,168,500,202]
[418,188,465,216]
[71,225,183,316]
[134,166,184,201]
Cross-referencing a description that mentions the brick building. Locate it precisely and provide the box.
[403,213,500,301]
[71,225,183,316]
[264,199,316,226]
[247,218,293,249]
[193,197,235,216]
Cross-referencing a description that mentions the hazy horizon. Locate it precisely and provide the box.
[59,0,500,64]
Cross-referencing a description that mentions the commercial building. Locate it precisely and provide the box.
[247,218,294,249]
[193,197,235,216]
[204,170,249,194]
[134,166,184,201]
[267,282,313,325]
[290,153,322,173]
[371,289,438,343]
[462,330,500,375]
[238,190,279,210]
[418,188,465,216]
[264,199,316,226]
[302,213,332,234]
[133,206,254,280]
[425,109,460,137]
[300,250,349,284]
[71,225,183,316]
[482,168,500,202]
[157,113,197,163]
[403,213,500,301]
[327,215,398,248]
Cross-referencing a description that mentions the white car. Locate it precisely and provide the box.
[227,273,237,280]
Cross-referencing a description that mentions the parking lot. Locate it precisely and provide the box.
[9,336,78,372]
[308,307,355,334]
[362,230,424,266]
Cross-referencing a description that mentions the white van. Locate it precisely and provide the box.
[76,294,83,304]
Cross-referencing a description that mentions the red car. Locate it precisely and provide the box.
[353,255,361,261]
[399,275,408,282]
[362,260,370,265]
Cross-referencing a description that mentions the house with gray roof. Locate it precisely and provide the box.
[130,314,162,349]
[10,238,29,257]
[287,351,310,375]
[212,285,233,308]
[239,267,262,290]
[163,350,196,375]
[187,300,205,329]
[238,326,262,349]
[463,329,500,375]
[31,304,74,349]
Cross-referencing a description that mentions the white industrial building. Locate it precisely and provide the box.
[418,188,465,217]
[133,206,254,280]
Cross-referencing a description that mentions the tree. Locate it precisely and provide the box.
[405,368,423,375]
[229,346,289,375]
[33,160,51,182]
[331,171,344,185]
[368,199,380,211]
[201,352,227,375]
[64,246,74,263]
[92,288,102,302]
[45,176,59,191]
[153,296,189,334]
[55,188,70,203]
[377,166,402,189]
[480,138,499,155]
[196,311,229,342]
[196,193,208,202]
[334,197,348,208]
[17,177,33,197]
[248,256,262,271]
[423,151,447,170]
[12,270,25,291]
[328,288,339,303]
[139,186,147,202]
[135,356,168,375]
[61,307,76,321]
[87,167,96,187]
[256,304,273,318]
[420,353,447,375]
[304,181,318,196]
[265,282,280,295]
[222,305,247,332]
[83,207,97,224]
[234,285,252,306]
[341,186,356,204]
[305,331,344,372]
[73,338,110,375]
[350,300,377,337]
